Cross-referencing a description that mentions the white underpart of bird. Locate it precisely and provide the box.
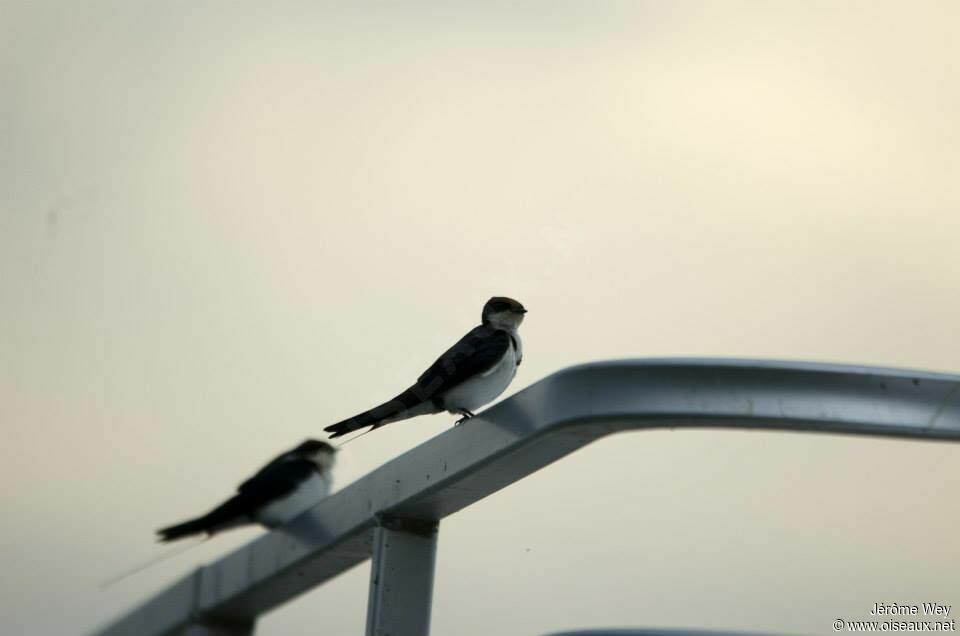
[255,470,333,527]
[324,296,527,439]
[441,331,521,412]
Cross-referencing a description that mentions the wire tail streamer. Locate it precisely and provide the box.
[333,425,378,448]
[100,536,209,590]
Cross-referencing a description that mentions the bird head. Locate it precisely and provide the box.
[294,439,337,471]
[481,296,527,330]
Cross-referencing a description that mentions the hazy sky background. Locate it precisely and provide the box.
[2,2,959,635]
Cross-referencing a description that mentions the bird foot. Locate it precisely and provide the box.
[454,410,476,426]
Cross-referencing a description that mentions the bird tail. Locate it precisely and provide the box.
[157,497,247,542]
[156,517,212,542]
[324,388,439,439]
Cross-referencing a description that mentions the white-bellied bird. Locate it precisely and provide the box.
[324,296,526,439]
[157,440,336,542]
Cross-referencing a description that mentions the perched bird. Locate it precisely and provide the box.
[157,440,337,542]
[324,296,527,439]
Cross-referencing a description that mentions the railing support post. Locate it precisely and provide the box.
[366,516,439,636]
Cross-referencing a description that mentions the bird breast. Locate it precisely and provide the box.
[442,334,520,412]
[253,472,332,528]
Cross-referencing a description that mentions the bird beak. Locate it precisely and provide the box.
[518,308,528,314]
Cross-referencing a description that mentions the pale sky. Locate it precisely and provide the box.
[2,2,959,635]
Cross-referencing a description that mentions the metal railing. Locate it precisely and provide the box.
[93,358,960,636]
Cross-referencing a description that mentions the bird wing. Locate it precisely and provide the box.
[412,325,512,399]
[241,449,295,483]
[235,458,317,509]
